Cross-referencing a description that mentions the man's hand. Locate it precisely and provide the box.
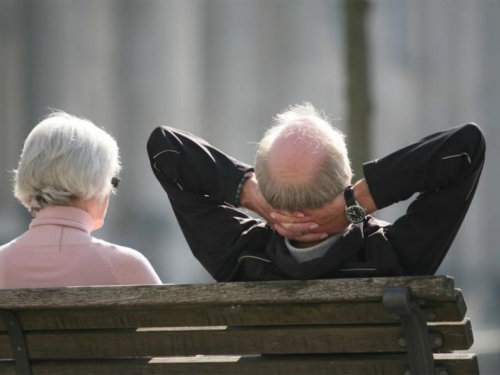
[239,173,328,242]
[272,179,378,240]
[239,173,275,224]
[271,194,349,239]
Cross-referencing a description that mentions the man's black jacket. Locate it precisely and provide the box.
[147,124,485,281]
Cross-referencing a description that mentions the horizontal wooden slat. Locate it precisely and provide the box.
[0,293,466,331]
[0,276,455,309]
[429,319,475,350]
[0,320,473,360]
[0,353,480,375]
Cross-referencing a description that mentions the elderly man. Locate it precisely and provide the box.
[147,103,485,281]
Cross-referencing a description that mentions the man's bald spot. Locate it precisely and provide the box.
[266,118,327,186]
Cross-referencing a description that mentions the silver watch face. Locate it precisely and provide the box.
[346,205,365,223]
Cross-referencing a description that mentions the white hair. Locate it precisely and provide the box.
[13,111,121,214]
[255,103,352,211]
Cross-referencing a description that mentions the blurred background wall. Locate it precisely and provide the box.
[0,0,499,371]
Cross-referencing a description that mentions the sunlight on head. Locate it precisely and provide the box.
[255,103,352,211]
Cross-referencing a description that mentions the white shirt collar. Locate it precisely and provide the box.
[285,230,345,263]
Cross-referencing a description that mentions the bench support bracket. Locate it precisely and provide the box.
[0,310,31,375]
[383,286,436,375]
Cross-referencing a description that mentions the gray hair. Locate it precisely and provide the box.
[255,103,352,211]
[13,111,121,213]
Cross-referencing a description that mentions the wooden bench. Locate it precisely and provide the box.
[0,276,479,374]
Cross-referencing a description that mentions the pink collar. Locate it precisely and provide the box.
[29,206,94,234]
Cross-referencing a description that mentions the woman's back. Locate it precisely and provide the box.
[0,206,161,288]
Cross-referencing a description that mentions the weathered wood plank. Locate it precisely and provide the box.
[0,353,481,375]
[0,276,456,309]
[429,319,475,350]
[434,353,479,375]
[0,295,465,331]
[0,321,473,359]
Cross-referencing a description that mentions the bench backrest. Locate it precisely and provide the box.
[0,276,479,375]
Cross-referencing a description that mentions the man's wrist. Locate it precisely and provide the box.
[238,172,255,209]
[352,179,377,215]
[344,185,366,224]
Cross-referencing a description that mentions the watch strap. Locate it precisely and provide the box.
[344,185,357,207]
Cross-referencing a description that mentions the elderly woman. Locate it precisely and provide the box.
[0,112,161,288]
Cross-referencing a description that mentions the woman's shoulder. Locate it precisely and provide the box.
[89,237,148,261]
[0,234,28,254]
[89,237,162,284]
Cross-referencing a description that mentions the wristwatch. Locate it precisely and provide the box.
[344,185,366,224]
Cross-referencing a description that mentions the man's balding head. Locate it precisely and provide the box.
[255,103,351,211]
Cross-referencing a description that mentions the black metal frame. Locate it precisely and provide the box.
[383,286,443,375]
[0,310,31,375]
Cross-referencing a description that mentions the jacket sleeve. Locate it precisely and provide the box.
[147,126,269,281]
[363,123,486,275]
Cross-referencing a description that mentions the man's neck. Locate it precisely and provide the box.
[285,232,345,263]
[290,239,325,249]
[290,230,344,249]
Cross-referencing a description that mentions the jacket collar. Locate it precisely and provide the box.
[29,206,94,234]
[266,224,365,279]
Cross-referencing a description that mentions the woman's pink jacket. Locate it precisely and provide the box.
[0,206,162,288]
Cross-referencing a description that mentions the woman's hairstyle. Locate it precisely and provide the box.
[255,103,352,211]
[14,111,121,213]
